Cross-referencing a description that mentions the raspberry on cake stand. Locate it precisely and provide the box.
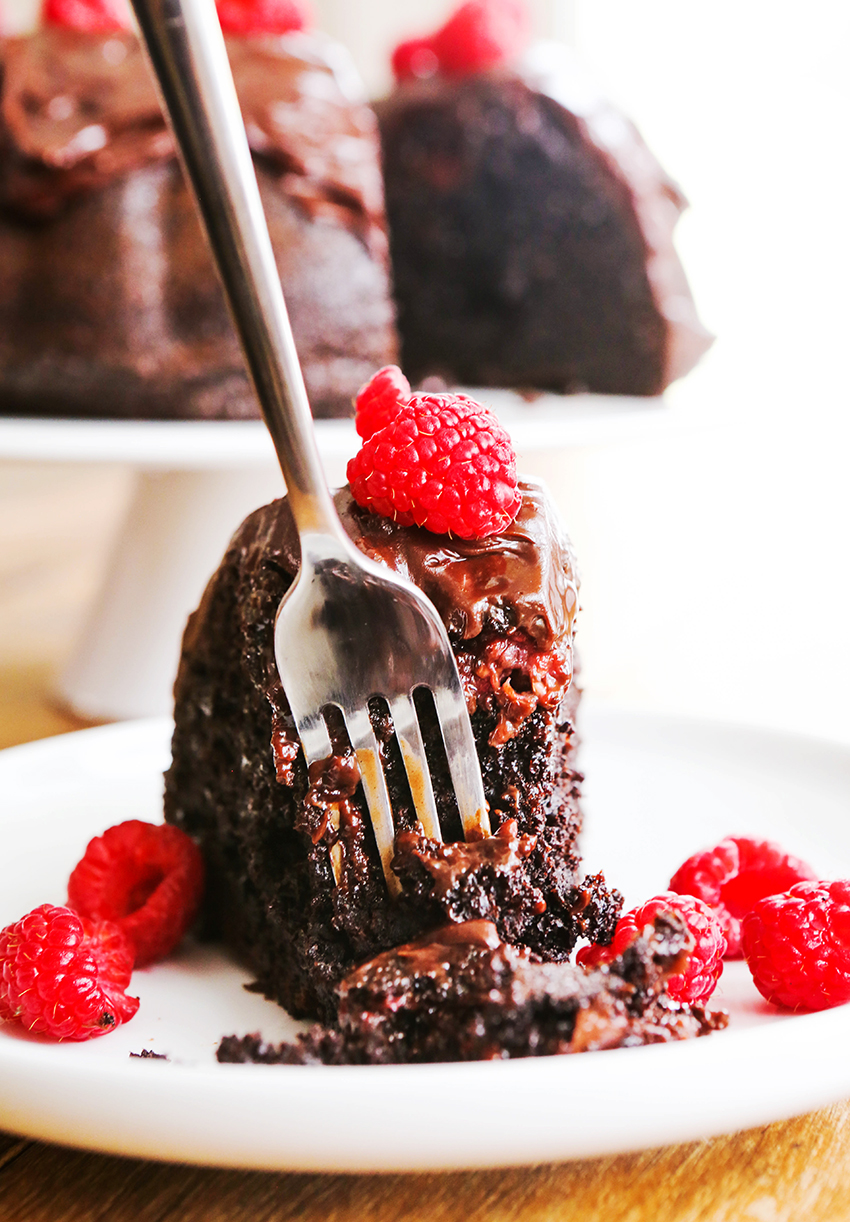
[0,391,693,720]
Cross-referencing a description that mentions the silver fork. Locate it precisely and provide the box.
[131,0,491,889]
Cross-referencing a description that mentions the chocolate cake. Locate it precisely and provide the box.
[165,479,623,1024]
[377,42,713,397]
[0,27,397,418]
[218,916,727,1064]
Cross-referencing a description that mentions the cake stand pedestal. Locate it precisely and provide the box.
[60,466,285,722]
[0,393,682,721]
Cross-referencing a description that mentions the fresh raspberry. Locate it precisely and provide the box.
[432,0,529,76]
[392,37,440,82]
[392,0,529,81]
[347,391,522,539]
[669,836,817,958]
[354,365,411,440]
[68,820,204,968]
[215,0,310,36]
[0,904,138,1040]
[43,0,129,32]
[742,880,850,1011]
[577,891,726,1005]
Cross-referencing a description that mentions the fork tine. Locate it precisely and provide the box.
[296,715,334,768]
[432,687,491,840]
[293,713,344,886]
[344,706,400,895]
[389,695,442,843]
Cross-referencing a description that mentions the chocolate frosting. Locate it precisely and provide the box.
[348,918,506,976]
[339,910,699,1014]
[0,25,385,248]
[340,919,523,1005]
[394,821,538,905]
[255,478,579,650]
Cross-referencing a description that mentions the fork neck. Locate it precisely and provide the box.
[130,0,350,551]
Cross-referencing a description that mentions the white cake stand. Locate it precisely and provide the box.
[0,392,678,721]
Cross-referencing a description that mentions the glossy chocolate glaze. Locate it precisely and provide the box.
[339,909,704,1018]
[332,912,727,1055]
[0,25,385,253]
[341,918,511,999]
[260,479,579,650]
[0,27,397,420]
[394,820,539,905]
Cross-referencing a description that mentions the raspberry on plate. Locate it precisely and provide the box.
[577,891,726,1005]
[669,836,817,958]
[68,820,204,968]
[43,0,129,32]
[347,390,522,539]
[742,880,850,1011]
[0,904,138,1041]
[215,0,310,35]
[354,365,411,440]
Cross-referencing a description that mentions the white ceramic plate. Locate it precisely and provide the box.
[1,709,849,1172]
[0,391,676,469]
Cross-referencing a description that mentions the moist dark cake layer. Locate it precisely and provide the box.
[0,28,397,419]
[377,46,712,397]
[218,915,728,1064]
[165,481,621,1023]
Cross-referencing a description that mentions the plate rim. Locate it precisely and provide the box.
[0,391,686,469]
[1,709,849,1171]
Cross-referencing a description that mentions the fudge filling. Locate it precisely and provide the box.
[218,914,728,1065]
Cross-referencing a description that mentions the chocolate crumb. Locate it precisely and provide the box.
[217,916,728,1066]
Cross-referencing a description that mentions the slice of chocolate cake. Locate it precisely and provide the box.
[218,916,727,1065]
[165,479,622,1024]
[0,26,397,419]
[377,40,712,397]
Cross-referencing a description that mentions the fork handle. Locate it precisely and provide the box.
[130,0,348,544]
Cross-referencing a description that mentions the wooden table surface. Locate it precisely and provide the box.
[3,462,850,1222]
